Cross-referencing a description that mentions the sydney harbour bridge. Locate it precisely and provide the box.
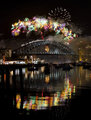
[12,39,77,64]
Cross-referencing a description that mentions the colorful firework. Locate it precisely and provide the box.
[48,7,71,23]
[11,16,77,41]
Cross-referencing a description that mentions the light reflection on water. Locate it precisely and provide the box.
[9,66,91,111]
[15,78,75,111]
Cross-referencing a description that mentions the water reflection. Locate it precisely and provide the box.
[0,65,91,114]
[45,75,50,83]
[15,77,75,111]
[41,66,45,73]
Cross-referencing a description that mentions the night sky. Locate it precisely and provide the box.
[0,0,91,38]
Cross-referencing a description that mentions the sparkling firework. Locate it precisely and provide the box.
[48,7,71,23]
[11,16,77,41]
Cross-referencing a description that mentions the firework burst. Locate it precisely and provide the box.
[11,16,77,43]
[48,7,71,23]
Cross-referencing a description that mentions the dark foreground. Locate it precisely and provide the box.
[0,64,91,120]
[0,87,91,120]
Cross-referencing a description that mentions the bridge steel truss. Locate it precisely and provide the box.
[12,40,76,57]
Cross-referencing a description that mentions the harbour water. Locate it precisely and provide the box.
[0,65,91,120]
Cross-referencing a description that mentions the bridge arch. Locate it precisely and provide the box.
[12,40,75,56]
[12,40,77,64]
